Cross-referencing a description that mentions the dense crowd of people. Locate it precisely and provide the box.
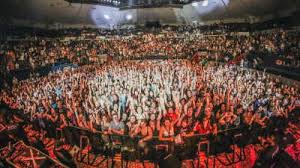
[1,24,299,73]
[0,21,299,166]
[0,60,299,162]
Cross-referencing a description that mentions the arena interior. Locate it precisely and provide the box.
[0,0,299,168]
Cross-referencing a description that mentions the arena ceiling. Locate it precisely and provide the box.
[0,0,299,28]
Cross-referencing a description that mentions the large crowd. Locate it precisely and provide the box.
[0,22,299,166]
[1,60,299,156]
[1,24,299,73]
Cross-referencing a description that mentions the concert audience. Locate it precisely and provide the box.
[0,22,299,165]
[1,60,299,146]
[1,24,299,73]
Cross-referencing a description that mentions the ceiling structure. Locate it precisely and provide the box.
[0,0,299,28]
[65,0,197,9]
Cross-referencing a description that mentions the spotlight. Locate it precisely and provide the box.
[202,0,208,6]
[104,14,110,20]
[192,2,198,7]
[113,0,120,5]
[126,14,132,20]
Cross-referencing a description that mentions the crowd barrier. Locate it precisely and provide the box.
[3,55,299,83]
[59,125,248,167]
[8,62,78,81]
[246,50,300,81]
[63,125,241,142]
[118,55,188,61]
[265,67,300,82]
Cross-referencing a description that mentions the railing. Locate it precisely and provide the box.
[60,125,247,167]
[65,125,240,140]
[118,55,188,61]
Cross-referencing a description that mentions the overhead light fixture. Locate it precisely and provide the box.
[202,0,208,6]
[113,0,120,5]
[126,14,132,20]
[104,14,110,20]
[192,2,198,7]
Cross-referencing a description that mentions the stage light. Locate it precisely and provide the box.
[113,0,120,5]
[202,0,208,6]
[192,2,198,7]
[104,14,110,20]
[126,14,132,20]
